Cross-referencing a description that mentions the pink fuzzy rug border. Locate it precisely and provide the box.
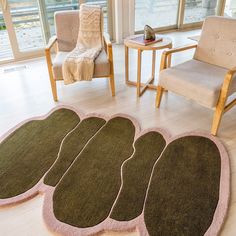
[0,105,230,236]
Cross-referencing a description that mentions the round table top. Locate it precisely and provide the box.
[124,34,172,51]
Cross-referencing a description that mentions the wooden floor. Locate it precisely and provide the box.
[0,29,236,236]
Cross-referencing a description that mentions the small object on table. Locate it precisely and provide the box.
[144,25,156,40]
[129,25,162,46]
[124,35,173,97]
[129,35,162,46]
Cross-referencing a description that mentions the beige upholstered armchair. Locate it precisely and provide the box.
[45,10,115,101]
[156,16,236,135]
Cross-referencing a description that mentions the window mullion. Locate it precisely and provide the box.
[217,0,227,16]
[178,0,185,29]
[37,0,50,43]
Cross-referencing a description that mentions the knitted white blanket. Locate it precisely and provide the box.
[62,4,103,84]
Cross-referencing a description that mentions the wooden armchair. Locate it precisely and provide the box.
[156,16,236,135]
[45,10,115,102]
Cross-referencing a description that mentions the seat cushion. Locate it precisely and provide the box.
[158,59,236,108]
[52,49,110,80]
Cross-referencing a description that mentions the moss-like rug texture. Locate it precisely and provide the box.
[0,107,230,236]
[53,117,135,228]
[144,136,221,236]
[0,108,80,199]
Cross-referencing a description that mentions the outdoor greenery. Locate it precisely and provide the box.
[0,25,6,30]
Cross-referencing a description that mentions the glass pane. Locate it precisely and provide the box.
[224,0,236,17]
[0,5,13,60]
[45,0,79,38]
[135,0,179,31]
[184,0,218,24]
[84,0,108,32]
[8,0,45,52]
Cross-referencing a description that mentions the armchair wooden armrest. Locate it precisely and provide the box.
[160,44,198,70]
[102,32,115,96]
[45,35,57,52]
[103,32,112,48]
[45,36,58,71]
[45,35,58,102]
[103,32,113,66]
[227,66,236,76]
[211,65,236,134]
[222,66,236,99]
[45,35,58,72]
[163,44,197,56]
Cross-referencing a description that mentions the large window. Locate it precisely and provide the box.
[8,0,45,52]
[224,0,236,17]
[0,0,110,63]
[0,3,13,60]
[43,0,109,42]
[135,0,229,32]
[84,0,109,32]
[44,0,79,39]
[184,0,219,24]
[1,0,234,63]
[135,0,179,31]
[44,0,109,38]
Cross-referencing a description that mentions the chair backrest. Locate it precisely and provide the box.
[54,10,80,52]
[194,16,236,69]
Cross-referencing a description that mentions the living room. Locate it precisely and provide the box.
[0,0,236,235]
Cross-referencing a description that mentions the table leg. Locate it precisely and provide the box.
[167,44,172,68]
[165,45,173,92]
[125,43,172,97]
[151,50,156,80]
[137,49,142,97]
[125,45,129,84]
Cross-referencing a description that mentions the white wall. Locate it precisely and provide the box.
[113,0,135,43]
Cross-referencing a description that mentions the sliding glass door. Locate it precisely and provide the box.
[0,0,47,62]
[8,0,45,52]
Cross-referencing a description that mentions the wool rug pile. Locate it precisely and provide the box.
[0,106,230,236]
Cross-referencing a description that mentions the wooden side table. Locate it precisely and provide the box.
[124,36,172,97]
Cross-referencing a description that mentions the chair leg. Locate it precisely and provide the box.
[47,66,58,102]
[109,75,115,97]
[211,96,227,135]
[45,50,58,101]
[156,86,164,108]
[50,78,58,102]
[211,105,225,136]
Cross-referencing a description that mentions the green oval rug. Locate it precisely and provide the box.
[0,106,230,236]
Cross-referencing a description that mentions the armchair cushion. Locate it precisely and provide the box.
[52,50,110,80]
[159,59,236,108]
[55,10,80,52]
[194,16,236,70]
